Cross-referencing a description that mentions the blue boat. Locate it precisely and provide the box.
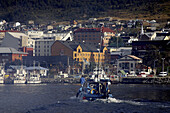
[76,80,112,101]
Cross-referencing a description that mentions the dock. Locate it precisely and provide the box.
[120,77,170,84]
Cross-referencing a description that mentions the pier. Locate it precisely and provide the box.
[41,77,170,84]
[120,77,170,84]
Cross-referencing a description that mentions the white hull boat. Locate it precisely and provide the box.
[27,75,41,84]
[0,79,4,84]
[0,69,5,84]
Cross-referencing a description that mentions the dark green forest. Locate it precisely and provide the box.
[0,0,169,23]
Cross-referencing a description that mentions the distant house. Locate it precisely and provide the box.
[88,18,97,23]
[153,33,170,40]
[0,47,27,65]
[108,47,132,64]
[117,55,142,73]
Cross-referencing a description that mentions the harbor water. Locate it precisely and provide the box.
[0,84,170,113]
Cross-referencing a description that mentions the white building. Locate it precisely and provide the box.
[117,55,142,73]
[109,47,132,56]
[43,31,73,41]
[25,31,44,39]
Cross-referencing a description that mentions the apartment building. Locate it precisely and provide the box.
[73,27,115,46]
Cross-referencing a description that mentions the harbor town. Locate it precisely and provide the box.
[0,18,169,84]
[0,1,170,113]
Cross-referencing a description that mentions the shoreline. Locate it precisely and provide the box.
[41,77,170,84]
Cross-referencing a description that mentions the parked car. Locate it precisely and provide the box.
[158,72,168,77]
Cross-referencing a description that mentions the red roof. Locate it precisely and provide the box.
[74,27,114,33]
[0,30,20,32]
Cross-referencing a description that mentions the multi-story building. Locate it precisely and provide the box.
[132,40,170,58]
[35,37,55,56]
[51,40,110,64]
[73,27,115,46]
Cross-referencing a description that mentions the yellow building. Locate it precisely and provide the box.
[73,45,109,64]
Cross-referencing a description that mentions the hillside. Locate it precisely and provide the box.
[0,0,169,23]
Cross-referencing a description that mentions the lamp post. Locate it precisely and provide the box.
[43,61,48,68]
[153,59,158,76]
[162,58,165,72]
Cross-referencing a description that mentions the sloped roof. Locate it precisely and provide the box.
[74,27,114,33]
[0,47,27,54]
[127,55,142,60]
[25,66,49,70]
[7,32,29,39]
[58,41,103,52]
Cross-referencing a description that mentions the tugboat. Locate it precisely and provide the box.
[76,80,112,101]
[76,75,112,101]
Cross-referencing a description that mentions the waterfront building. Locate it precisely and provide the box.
[0,47,27,65]
[117,55,142,74]
[51,40,110,64]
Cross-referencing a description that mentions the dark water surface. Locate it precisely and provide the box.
[0,84,170,113]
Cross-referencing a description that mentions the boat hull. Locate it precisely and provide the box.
[27,80,41,84]
[0,80,4,84]
[14,80,26,84]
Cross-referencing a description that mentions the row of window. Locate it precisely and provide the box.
[75,37,101,41]
[35,45,50,48]
[75,58,104,62]
[35,49,50,52]
[2,54,9,56]
[75,53,104,57]
[35,41,50,44]
[2,59,8,62]
[119,63,134,68]
[35,53,50,56]
[75,34,100,38]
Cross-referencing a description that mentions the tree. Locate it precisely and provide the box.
[108,36,124,47]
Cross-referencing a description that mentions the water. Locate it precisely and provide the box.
[0,84,170,113]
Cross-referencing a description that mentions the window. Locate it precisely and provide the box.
[131,63,133,68]
[119,63,121,67]
[2,54,8,56]
[78,49,81,53]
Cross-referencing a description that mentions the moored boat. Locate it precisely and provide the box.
[13,69,27,84]
[27,74,41,84]
[0,69,5,84]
